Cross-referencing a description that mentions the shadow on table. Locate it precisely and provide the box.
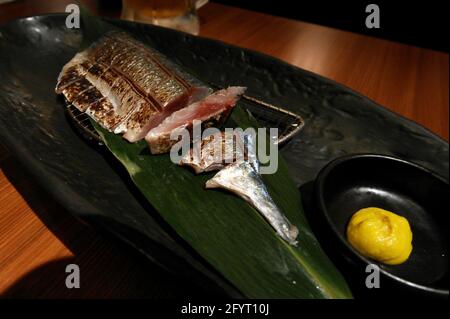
[2,256,200,299]
[0,156,212,298]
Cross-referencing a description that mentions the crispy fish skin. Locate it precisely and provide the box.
[60,77,93,112]
[89,32,187,107]
[55,32,210,141]
[101,32,210,106]
[55,51,91,94]
[146,86,246,154]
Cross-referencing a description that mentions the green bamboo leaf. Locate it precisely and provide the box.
[92,106,352,298]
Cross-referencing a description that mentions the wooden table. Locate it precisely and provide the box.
[0,1,448,298]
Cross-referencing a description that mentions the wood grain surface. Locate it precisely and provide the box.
[0,0,448,298]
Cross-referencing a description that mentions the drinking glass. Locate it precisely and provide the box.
[121,0,205,35]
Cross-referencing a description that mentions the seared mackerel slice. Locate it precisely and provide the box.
[146,87,246,154]
[56,32,210,142]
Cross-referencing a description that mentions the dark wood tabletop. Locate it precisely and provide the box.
[0,0,448,298]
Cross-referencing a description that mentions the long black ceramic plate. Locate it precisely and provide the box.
[0,15,448,297]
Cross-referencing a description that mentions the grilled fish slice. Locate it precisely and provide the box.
[145,86,246,154]
[179,131,246,173]
[55,32,210,141]
[55,52,92,94]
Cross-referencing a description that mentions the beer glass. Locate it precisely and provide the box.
[121,0,203,35]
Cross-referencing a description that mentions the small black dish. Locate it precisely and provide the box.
[314,154,448,298]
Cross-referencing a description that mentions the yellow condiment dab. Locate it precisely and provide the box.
[346,207,413,265]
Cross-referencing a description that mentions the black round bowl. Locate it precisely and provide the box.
[314,154,448,298]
